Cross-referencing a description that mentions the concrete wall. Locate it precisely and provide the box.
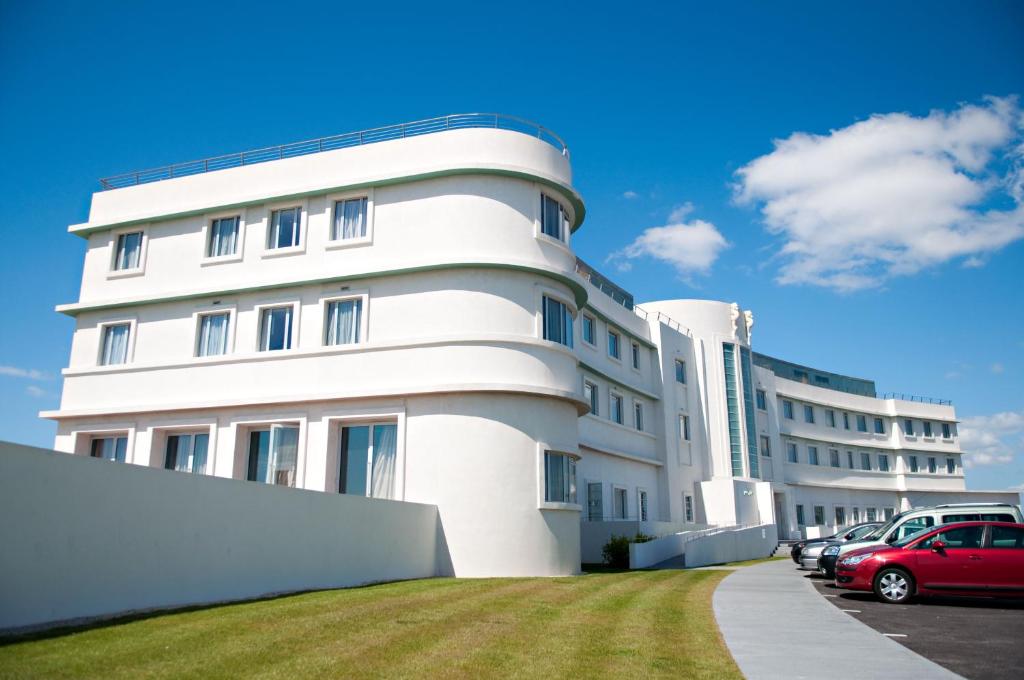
[0,442,441,631]
[682,525,778,568]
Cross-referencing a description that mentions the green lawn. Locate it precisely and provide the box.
[0,570,744,680]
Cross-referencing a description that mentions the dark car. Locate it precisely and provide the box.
[790,522,881,564]
[814,522,885,577]
[834,521,1024,603]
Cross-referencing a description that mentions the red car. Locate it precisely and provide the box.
[834,521,1024,603]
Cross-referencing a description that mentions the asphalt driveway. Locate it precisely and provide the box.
[806,571,1024,680]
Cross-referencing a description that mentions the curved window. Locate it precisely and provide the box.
[544,451,577,504]
[542,296,573,348]
[540,194,569,242]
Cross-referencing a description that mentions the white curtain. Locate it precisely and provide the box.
[334,198,367,239]
[326,299,361,345]
[117,232,141,269]
[210,217,237,257]
[191,434,209,474]
[102,324,130,365]
[270,425,299,487]
[371,424,397,499]
[198,313,229,356]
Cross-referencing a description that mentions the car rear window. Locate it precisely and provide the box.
[918,525,984,549]
[991,526,1024,549]
[941,513,979,522]
[981,514,1016,522]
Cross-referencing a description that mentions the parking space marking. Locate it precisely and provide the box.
[883,634,908,638]
[822,594,838,598]
[840,609,861,613]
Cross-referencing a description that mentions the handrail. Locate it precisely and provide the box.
[99,113,569,190]
[880,392,953,406]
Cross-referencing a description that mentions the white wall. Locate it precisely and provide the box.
[0,441,440,631]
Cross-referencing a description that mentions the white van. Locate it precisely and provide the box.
[835,503,1023,558]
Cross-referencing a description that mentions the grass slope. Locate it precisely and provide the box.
[0,570,742,680]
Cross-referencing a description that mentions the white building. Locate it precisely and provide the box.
[43,114,1016,576]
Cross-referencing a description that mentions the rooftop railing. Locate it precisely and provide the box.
[880,392,953,406]
[99,113,569,190]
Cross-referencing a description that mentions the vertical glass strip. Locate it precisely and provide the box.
[740,346,760,478]
[722,343,744,477]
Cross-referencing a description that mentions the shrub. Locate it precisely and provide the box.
[633,532,655,544]
[602,533,657,568]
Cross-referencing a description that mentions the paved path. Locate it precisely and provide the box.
[713,559,963,680]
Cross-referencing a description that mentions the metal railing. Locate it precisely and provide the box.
[99,113,569,190]
[880,392,953,406]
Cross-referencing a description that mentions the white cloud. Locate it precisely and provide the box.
[0,365,49,380]
[735,96,1024,291]
[607,204,729,280]
[991,362,1005,374]
[959,409,1024,468]
[622,190,639,199]
[24,385,47,398]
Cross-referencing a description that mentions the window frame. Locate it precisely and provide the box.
[676,359,687,385]
[755,388,766,410]
[873,417,885,435]
[760,435,771,457]
[786,442,798,463]
[540,449,579,507]
[72,424,137,462]
[538,191,571,245]
[325,189,374,249]
[96,317,137,367]
[803,404,815,424]
[583,379,599,416]
[610,391,624,425]
[878,453,890,472]
[607,329,622,361]
[684,494,694,523]
[946,457,957,474]
[262,200,308,257]
[201,211,246,264]
[680,413,691,442]
[807,445,819,466]
[255,301,301,353]
[192,304,237,358]
[782,400,794,420]
[637,488,649,522]
[633,399,644,432]
[630,341,641,371]
[540,292,575,349]
[320,290,370,347]
[107,226,149,278]
[825,409,836,427]
[856,414,868,432]
[581,314,596,347]
[612,485,629,520]
[860,452,872,471]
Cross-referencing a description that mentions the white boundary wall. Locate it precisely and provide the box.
[682,524,777,568]
[0,442,440,631]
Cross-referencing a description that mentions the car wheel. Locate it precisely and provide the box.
[874,568,913,604]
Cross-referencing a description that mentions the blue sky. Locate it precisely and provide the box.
[1,1,1022,490]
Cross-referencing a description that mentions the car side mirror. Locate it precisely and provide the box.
[885,534,897,544]
[931,540,946,553]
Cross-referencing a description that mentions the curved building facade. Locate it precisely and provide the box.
[45,116,1017,576]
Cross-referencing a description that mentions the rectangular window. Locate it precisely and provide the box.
[866,507,877,522]
[904,419,914,436]
[878,454,890,472]
[756,389,766,410]
[923,421,933,437]
[808,446,819,465]
[339,423,397,498]
[847,450,854,468]
[794,370,809,383]
[90,435,128,462]
[584,381,599,415]
[825,409,836,427]
[928,457,937,474]
[268,207,301,249]
[542,296,573,348]
[196,312,230,357]
[946,457,956,474]
[834,506,846,527]
[787,442,798,463]
[113,231,143,270]
[861,452,871,471]
[611,393,624,425]
[829,448,840,467]
[259,306,293,351]
[796,504,805,526]
[631,342,640,369]
[884,507,895,521]
[634,402,644,431]
[852,507,860,523]
[941,422,952,439]
[607,330,620,359]
[587,483,603,521]
[613,487,628,519]
[909,455,919,473]
[684,494,694,523]
[248,425,299,487]
[165,433,209,474]
[803,404,815,423]
[676,359,687,384]
[638,490,648,521]
[856,415,867,432]
[760,435,771,457]
[843,412,850,430]
[324,298,362,345]
[208,217,239,257]
[544,451,578,504]
[723,343,744,477]
[541,194,569,241]
[331,197,368,240]
[783,400,794,419]
[681,414,691,441]
[100,323,131,365]
[873,418,885,434]
[739,346,760,479]
[582,315,595,345]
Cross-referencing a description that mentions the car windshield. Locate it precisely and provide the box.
[862,512,906,541]
[893,527,935,548]
[847,524,878,540]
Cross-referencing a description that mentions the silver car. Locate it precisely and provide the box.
[798,523,882,571]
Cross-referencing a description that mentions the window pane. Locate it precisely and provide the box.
[371,424,397,499]
[198,312,230,356]
[270,208,300,248]
[325,299,362,345]
[608,332,619,358]
[541,195,563,239]
[582,316,594,344]
[209,217,239,257]
[247,430,270,482]
[101,324,130,365]
[991,526,1024,549]
[340,426,369,495]
[333,197,368,240]
[755,389,766,409]
[269,426,298,486]
[115,232,142,270]
[545,452,566,503]
[260,307,292,351]
[191,433,209,474]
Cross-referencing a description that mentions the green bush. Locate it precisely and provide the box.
[602,533,657,568]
